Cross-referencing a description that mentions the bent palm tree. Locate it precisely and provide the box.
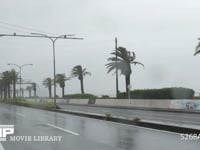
[71,65,91,94]
[43,77,52,98]
[56,74,70,98]
[194,41,200,56]
[106,47,144,93]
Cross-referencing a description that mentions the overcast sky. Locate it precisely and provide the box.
[1,0,200,97]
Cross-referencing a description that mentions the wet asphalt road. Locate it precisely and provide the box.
[0,103,199,150]
[59,104,200,126]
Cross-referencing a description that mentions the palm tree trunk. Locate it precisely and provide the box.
[13,82,16,98]
[34,89,36,97]
[29,90,31,98]
[48,86,52,98]
[125,75,130,93]
[4,86,7,99]
[62,87,64,98]
[0,89,2,99]
[8,85,11,98]
[80,79,84,94]
[22,89,24,97]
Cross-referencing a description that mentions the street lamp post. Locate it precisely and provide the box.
[31,33,83,106]
[8,63,33,97]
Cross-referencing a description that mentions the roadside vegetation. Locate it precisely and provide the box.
[64,93,97,99]
[118,87,194,99]
[0,98,60,109]
[1,44,198,100]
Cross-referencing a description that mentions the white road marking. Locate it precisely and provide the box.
[0,142,5,150]
[46,123,79,136]
[16,113,25,117]
[107,119,180,135]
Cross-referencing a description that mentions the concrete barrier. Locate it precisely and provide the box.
[95,99,171,109]
[68,99,89,105]
[26,98,200,110]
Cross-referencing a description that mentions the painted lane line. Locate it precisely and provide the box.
[106,119,180,135]
[16,113,25,117]
[46,123,79,136]
[0,142,5,150]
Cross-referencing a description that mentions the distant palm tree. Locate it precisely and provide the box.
[194,41,200,56]
[32,82,37,97]
[26,86,32,98]
[2,71,12,99]
[106,47,144,93]
[71,65,91,94]
[0,79,3,99]
[56,74,70,98]
[9,69,18,98]
[43,77,52,98]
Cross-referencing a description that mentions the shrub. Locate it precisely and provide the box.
[64,93,97,99]
[0,98,60,109]
[105,113,111,120]
[101,95,110,99]
[117,87,194,99]
[132,117,141,122]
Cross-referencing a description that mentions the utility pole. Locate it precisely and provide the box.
[115,37,119,97]
[31,33,83,106]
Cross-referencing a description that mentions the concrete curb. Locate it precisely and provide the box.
[60,103,200,114]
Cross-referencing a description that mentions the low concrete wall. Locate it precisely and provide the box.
[26,98,200,110]
[95,99,171,109]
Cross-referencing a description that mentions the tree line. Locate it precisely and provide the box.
[2,38,200,99]
[43,47,143,98]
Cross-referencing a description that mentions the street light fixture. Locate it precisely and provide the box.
[31,33,83,106]
[7,63,33,97]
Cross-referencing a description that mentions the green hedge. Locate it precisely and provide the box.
[117,87,194,99]
[64,93,97,99]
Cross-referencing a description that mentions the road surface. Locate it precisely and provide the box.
[0,103,199,150]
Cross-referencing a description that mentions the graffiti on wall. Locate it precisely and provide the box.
[170,100,200,110]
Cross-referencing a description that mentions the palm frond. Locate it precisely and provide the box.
[194,42,200,56]
[131,61,144,68]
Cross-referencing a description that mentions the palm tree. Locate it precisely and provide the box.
[2,71,12,99]
[32,82,37,97]
[56,74,70,98]
[26,86,32,98]
[0,79,3,99]
[194,41,200,56]
[106,47,144,93]
[71,65,91,94]
[9,69,18,98]
[43,77,52,98]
